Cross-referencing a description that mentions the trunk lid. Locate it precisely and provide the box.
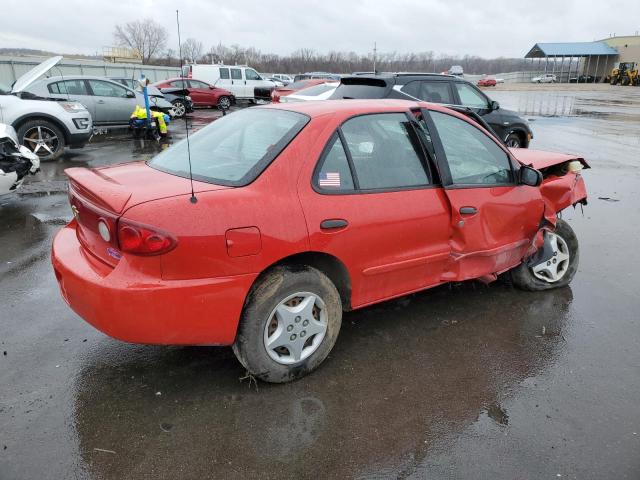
[66,162,229,266]
[11,56,62,93]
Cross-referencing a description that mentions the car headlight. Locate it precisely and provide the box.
[60,101,87,113]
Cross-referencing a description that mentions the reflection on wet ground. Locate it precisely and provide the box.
[491,84,640,121]
[2,91,640,479]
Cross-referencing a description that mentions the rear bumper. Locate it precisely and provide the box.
[51,223,257,345]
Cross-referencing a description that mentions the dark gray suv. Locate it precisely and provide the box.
[331,74,533,148]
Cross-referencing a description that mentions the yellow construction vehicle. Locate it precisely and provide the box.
[608,62,639,86]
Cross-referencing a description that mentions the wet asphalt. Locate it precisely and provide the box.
[1,88,640,479]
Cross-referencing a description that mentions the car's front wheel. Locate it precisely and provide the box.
[17,119,66,161]
[233,266,342,383]
[217,95,231,110]
[505,133,523,148]
[171,99,187,118]
[510,219,579,291]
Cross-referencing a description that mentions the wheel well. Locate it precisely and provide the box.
[508,129,528,147]
[251,252,352,311]
[13,115,70,143]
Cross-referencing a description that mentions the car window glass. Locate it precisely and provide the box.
[149,109,308,186]
[454,83,488,108]
[245,69,260,80]
[400,81,421,98]
[171,79,189,88]
[341,113,429,190]
[189,80,208,89]
[231,69,242,80]
[219,68,230,79]
[431,111,512,185]
[315,134,354,191]
[50,80,88,95]
[88,80,129,98]
[419,81,453,104]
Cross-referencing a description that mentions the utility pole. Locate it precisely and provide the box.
[373,41,377,73]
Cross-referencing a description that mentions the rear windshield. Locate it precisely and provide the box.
[331,83,388,99]
[296,83,337,96]
[148,108,309,186]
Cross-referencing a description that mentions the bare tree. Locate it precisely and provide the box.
[181,38,204,63]
[113,18,168,64]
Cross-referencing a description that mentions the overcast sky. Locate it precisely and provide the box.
[2,0,640,58]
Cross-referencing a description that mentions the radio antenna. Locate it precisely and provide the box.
[176,9,197,204]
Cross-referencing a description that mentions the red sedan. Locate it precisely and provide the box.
[52,100,588,383]
[153,77,234,109]
[477,77,497,87]
[271,79,334,102]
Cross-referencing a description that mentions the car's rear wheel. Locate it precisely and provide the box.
[505,133,523,148]
[510,219,579,291]
[232,266,342,383]
[17,119,66,161]
[171,99,187,118]
[217,95,231,110]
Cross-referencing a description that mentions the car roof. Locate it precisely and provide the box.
[159,77,211,84]
[263,98,424,117]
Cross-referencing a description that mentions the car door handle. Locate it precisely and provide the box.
[459,206,478,215]
[320,219,348,230]
[96,100,105,104]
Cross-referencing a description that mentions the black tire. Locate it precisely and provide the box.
[510,219,579,291]
[16,119,66,161]
[171,99,187,118]
[232,265,342,383]
[621,77,630,86]
[217,95,231,110]
[505,133,523,148]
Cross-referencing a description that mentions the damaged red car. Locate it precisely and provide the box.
[51,100,588,383]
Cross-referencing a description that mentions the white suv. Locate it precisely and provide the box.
[0,57,92,161]
[532,74,557,83]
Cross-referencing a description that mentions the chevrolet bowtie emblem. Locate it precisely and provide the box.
[71,205,80,221]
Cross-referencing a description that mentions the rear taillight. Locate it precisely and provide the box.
[117,219,177,256]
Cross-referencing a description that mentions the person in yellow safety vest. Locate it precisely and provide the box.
[130,105,168,135]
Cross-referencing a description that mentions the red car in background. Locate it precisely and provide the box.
[271,79,335,102]
[153,77,234,109]
[52,100,588,383]
[477,77,497,87]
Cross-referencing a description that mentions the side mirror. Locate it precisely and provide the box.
[519,165,543,187]
[490,100,500,110]
[127,91,136,98]
[209,85,215,89]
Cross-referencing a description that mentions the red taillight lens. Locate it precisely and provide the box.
[117,220,177,256]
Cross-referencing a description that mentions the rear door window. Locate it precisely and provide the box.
[219,68,230,79]
[171,79,189,88]
[401,81,454,104]
[231,68,242,80]
[314,134,355,192]
[49,80,89,95]
[339,113,430,190]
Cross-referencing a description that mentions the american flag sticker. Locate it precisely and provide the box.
[319,172,341,187]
